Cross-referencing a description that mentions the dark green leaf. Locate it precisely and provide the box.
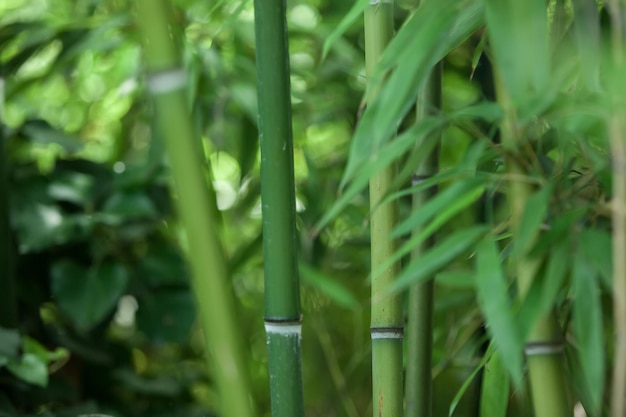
[580,229,612,290]
[514,183,552,259]
[102,191,158,220]
[0,328,20,359]
[51,260,129,330]
[136,290,195,343]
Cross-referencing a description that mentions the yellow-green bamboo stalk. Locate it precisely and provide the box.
[365,2,403,417]
[135,3,255,417]
[495,74,570,417]
[405,62,441,417]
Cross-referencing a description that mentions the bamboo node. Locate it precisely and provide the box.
[524,341,564,356]
[370,326,404,339]
[147,68,187,94]
[264,321,302,337]
[369,0,393,4]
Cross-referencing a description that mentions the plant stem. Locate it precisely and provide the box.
[608,2,626,415]
[252,1,305,416]
[495,74,570,417]
[365,3,403,417]
[405,62,441,417]
[135,3,255,417]
[0,76,17,329]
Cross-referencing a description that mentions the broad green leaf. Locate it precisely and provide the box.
[514,183,552,259]
[475,236,523,383]
[322,0,369,59]
[136,290,195,343]
[51,260,129,330]
[390,225,488,293]
[480,352,509,417]
[102,191,158,220]
[580,229,612,290]
[342,0,483,184]
[485,0,549,106]
[572,255,605,415]
[7,353,48,387]
[299,263,359,310]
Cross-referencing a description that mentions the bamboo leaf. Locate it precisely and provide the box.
[321,0,369,59]
[316,117,445,231]
[475,236,523,382]
[299,263,359,310]
[480,352,510,417]
[389,226,488,293]
[513,183,552,259]
[342,0,483,185]
[449,344,494,417]
[540,240,570,315]
[572,254,605,415]
[485,0,549,107]
[579,229,613,290]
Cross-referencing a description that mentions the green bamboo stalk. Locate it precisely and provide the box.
[495,74,570,417]
[608,3,626,415]
[365,3,404,417]
[404,62,441,417]
[0,76,17,329]
[135,3,255,417]
[252,1,304,416]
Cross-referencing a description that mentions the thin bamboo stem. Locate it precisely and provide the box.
[135,3,255,417]
[405,62,441,417]
[608,2,626,415]
[495,74,570,417]
[252,0,304,416]
[0,76,17,328]
[365,3,404,417]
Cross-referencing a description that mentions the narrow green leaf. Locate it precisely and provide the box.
[514,183,552,259]
[475,236,523,382]
[299,263,359,310]
[572,255,605,415]
[390,226,488,293]
[343,0,483,184]
[539,241,570,315]
[480,352,510,417]
[321,0,369,59]
[449,344,494,417]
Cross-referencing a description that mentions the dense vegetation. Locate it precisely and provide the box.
[0,0,623,417]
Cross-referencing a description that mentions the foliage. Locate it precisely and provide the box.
[0,0,621,416]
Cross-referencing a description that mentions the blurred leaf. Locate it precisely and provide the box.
[475,236,523,383]
[390,225,488,293]
[7,353,48,387]
[299,263,359,310]
[48,171,95,206]
[579,229,612,290]
[322,0,369,59]
[514,183,552,259]
[102,191,158,220]
[572,0,601,90]
[480,352,509,417]
[20,119,83,153]
[485,0,549,107]
[539,240,570,315]
[449,344,493,416]
[136,290,195,343]
[23,336,69,363]
[0,328,20,359]
[113,368,183,397]
[572,254,605,415]
[51,260,129,330]
[436,269,474,288]
[140,242,189,287]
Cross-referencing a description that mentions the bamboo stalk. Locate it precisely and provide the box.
[404,62,441,417]
[0,76,17,328]
[135,3,255,417]
[252,0,304,416]
[608,2,626,415]
[364,2,404,417]
[495,74,570,417]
